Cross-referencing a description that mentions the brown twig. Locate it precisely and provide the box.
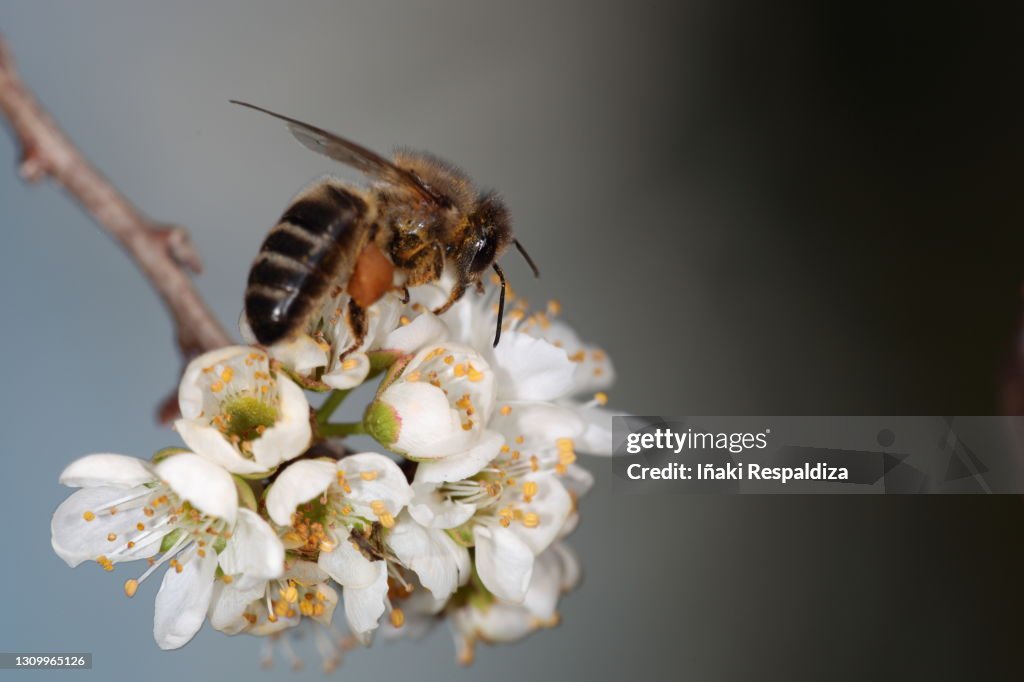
[0,36,231,397]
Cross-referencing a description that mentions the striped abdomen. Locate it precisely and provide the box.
[245,182,369,345]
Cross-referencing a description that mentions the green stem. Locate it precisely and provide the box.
[316,389,350,425]
[319,421,368,438]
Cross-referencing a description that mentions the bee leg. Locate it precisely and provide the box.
[339,299,368,360]
[393,285,410,304]
[432,279,466,316]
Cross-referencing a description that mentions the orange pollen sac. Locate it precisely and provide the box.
[595,391,609,405]
[453,363,467,378]
[82,511,96,522]
[467,365,485,383]
[370,500,387,515]
[390,608,406,628]
[522,481,538,502]
[360,470,378,481]
[500,405,512,416]
[379,512,396,529]
[221,367,234,382]
[124,579,138,597]
[405,371,421,382]
[107,533,117,542]
[522,512,541,528]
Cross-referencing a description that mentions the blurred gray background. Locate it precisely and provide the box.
[2,1,1024,680]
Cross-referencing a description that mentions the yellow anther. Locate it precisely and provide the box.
[107,533,117,542]
[500,405,512,416]
[467,365,484,382]
[516,435,525,445]
[210,381,224,393]
[220,367,234,382]
[400,315,411,326]
[370,500,387,514]
[500,445,510,453]
[126,541,135,549]
[453,363,467,377]
[197,549,206,558]
[556,437,574,451]
[547,300,562,315]
[390,608,405,628]
[136,522,145,531]
[379,512,395,529]
[281,585,299,603]
[522,481,538,502]
[405,371,421,382]
[82,511,96,522]
[340,505,353,516]
[124,579,138,597]
[221,574,234,584]
[530,455,540,472]
[299,600,314,616]
[594,391,609,405]
[319,538,337,553]
[444,355,454,365]
[568,351,585,363]
[360,470,378,481]
[522,512,540,528]
[342,358,359,371]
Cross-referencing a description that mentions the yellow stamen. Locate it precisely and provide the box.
[124,579,138,597]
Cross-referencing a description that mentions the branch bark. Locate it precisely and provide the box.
[0,36,231,360]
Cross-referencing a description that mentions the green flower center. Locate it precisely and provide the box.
[221,395,278,443]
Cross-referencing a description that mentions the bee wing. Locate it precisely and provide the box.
[230,100,438,203]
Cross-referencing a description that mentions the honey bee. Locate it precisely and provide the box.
[233,101,538,354]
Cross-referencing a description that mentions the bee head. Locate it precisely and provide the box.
[465,192,512,275]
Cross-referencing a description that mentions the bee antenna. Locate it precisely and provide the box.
[492,263,507,347]
[514,239,540,278]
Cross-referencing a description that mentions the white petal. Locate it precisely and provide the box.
[470,603,534,643]
[552,542,581,591]
[521,548,564,620]
[219,509,284,581]
[155,453,238,525]
[490,402,584,453]
[319,536,381,589]
[408,483,476,529]
[51,486,163,567]
[388,515,468,599]
[413,430,504,484]
[342,562,388,636]
[174,420,269,476]
[383,381,473,458]
[153,549,218,650]
[208,579,266,635]
[573,403,614,456]
[250,375,313,468]
[265,459,336,526]
[383,312,449,353]
[269,334,329,374]
[509,474,572,555]
[58,454,155,488]
[337,453,413,517]
[491,332,575,401]
[285,558,330,586]
[178,346,252,419]
[323,352,371,390]
[473,524,534,602]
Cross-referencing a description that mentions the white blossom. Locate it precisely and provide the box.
[176,346,312,475]
[51,452,284,649]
